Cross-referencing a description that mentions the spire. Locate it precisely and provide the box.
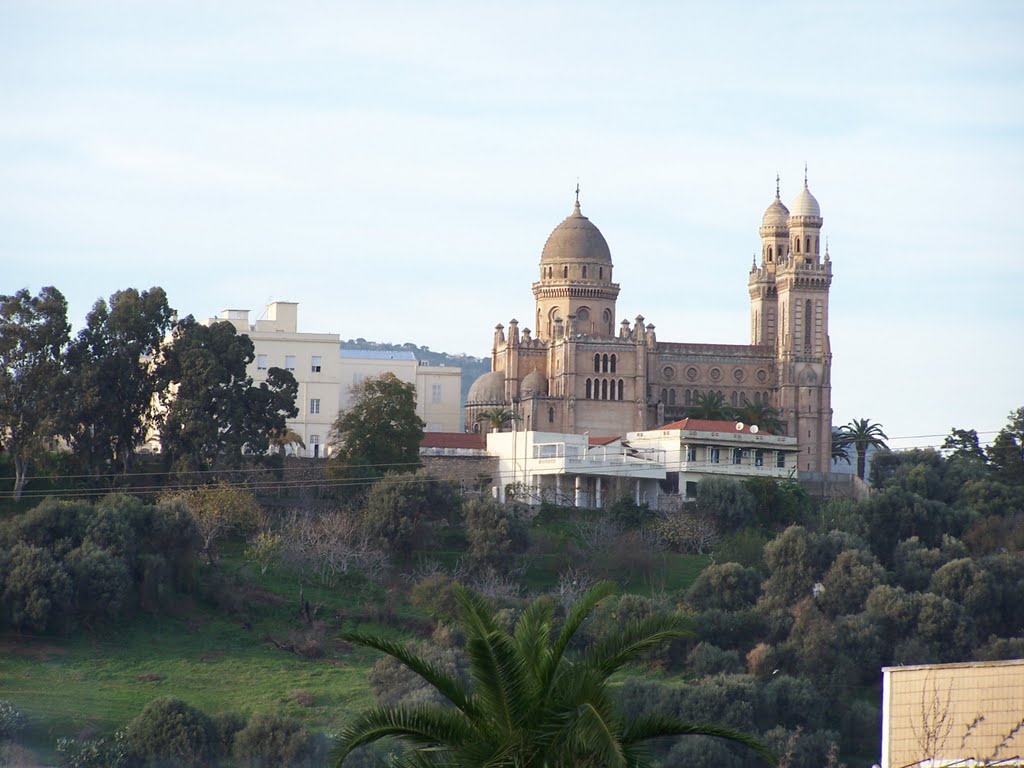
[804,162,808,188]
[572,180,582,215]
[775,174,781,199]
[825,237,830,261]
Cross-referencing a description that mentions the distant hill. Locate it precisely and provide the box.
[340,339,490,414]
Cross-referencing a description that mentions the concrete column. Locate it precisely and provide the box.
[634,479,641,504]
[574,475,584,507]
[555,474,562,505]
[596,477,603,508]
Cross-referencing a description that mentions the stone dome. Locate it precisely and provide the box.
[762,195,790,228]
[540,201,612,264]
[466,371,506,405]
[520,370,548,396]
[789,183,821,219]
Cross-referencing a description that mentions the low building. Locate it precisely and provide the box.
[627,418,799,499]
[881,659,1024,768]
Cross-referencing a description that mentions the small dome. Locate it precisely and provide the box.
[789,183,821,219]
[762,195,790,228]
[467,371,506,405]
[540,201,612,264]
[521,370,548,396]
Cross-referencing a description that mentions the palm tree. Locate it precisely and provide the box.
[269,427,306,457]
[686,390,732,421]
[836,418,889,482]
[831,430,852,467]
[476,408,520,433]
[734,401,784,435]
[333,582,772,767]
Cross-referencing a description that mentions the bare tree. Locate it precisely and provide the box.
[280,509,388,585]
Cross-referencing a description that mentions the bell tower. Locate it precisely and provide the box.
[775,169,832,473]
[749,175,789,347]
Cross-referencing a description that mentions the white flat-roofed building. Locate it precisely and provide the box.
[208,302,340,458]
[338,349,462,433]
[626,418,800,500]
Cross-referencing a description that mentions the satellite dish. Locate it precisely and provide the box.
[735,422,745,431]
[750,425,760,434]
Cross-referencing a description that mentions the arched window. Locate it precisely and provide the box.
[562,265,568,278]
[617,380,624,400]
[815,237,819,253]
[610,354,617,373]
[767,245,773,262]
[548,407,554,423]
[602,354,609,373]
[582,266,588,278]
[609,380,615,400]
[585,379,592,399]
[685,389,692,406]
[763,391,769,403]
[599,267,603,279]
[660,388,668,403]
[804,299,812,349]
[806,237,811,253]
[795,238,801,254]
[594,353,601,373]
[577,307,589,322]
[601,379,608,400]
[669,389,676,405]
[731,391,738,407]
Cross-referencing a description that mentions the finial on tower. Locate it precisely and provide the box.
[803,162,808,187]
[775,174,780,198]
[825,237,830,260]
[575,179,580,202]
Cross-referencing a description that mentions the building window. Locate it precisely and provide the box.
[795,238,801,253]
[685,481,698,499]
[732,448,743,465]
[311,355,322,373]
[710,447,720,464]
[660,388,667,403]
[285,355,296,371]
[669,389,676,405]
[806,236,811,253]
[617,379,623,400]
[804,299,812,351]
[610,354,617,373]
[601,379,608,400]
[309,398,320,415]
[582,266,588,278]
[256,354,267,371]
[776,451,786,468]
[594,354,601,373]
[563,265,568,278]
[602,354,609,373]
[586,379,592,399]
[755,450,764,467]
[309,434,320,458]
[686,445,697,462]
[431,384,442,403]
[548,407,554,423]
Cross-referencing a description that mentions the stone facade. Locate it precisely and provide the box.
[466,176,833,474]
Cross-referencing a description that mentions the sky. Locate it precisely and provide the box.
[2,1,1022,451]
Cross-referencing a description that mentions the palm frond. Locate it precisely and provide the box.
[332,706,475,765]
[513,595,554,682]
[622,714,777,766]
[540,580,617,694]
[584,614,693,677]
[464,628,532,730]
[568,700,628,768]
[340,631,474,714]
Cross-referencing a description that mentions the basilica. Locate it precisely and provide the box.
[465,175,834,474]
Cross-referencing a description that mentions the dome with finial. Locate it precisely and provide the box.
[789,166,821,219]
[762,177,790,228]
[540,198,612,265]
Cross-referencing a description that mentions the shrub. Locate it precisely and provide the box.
[231,712,325,767]
[210,711,246,758]
[463,498,528,568]
[2,542,72,632]
[56,729,135,768]
[688,643,744,677]
[686,562,762,612]
[123,697,215,768]
[66,542,131,625]
[0,700,26,743]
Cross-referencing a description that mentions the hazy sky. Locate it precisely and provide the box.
[3,1,1022,450]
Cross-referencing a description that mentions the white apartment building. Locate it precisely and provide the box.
[339,349,462,433]
[211,302,340,458]
[482,418,800,507]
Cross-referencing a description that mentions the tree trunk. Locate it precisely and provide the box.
[12,454,28,501]
[857,450,867,482]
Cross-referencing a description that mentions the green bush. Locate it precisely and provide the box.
[231,712,325,767]
[2,542,72,632]
[686,562,762,612]
[66,542,131,624]
[123,697,215,768]
[687,642,744,677]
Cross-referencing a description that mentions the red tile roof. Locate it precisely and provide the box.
[419,433,486,450]
[657,418,770,435]
[588,436,621,446]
